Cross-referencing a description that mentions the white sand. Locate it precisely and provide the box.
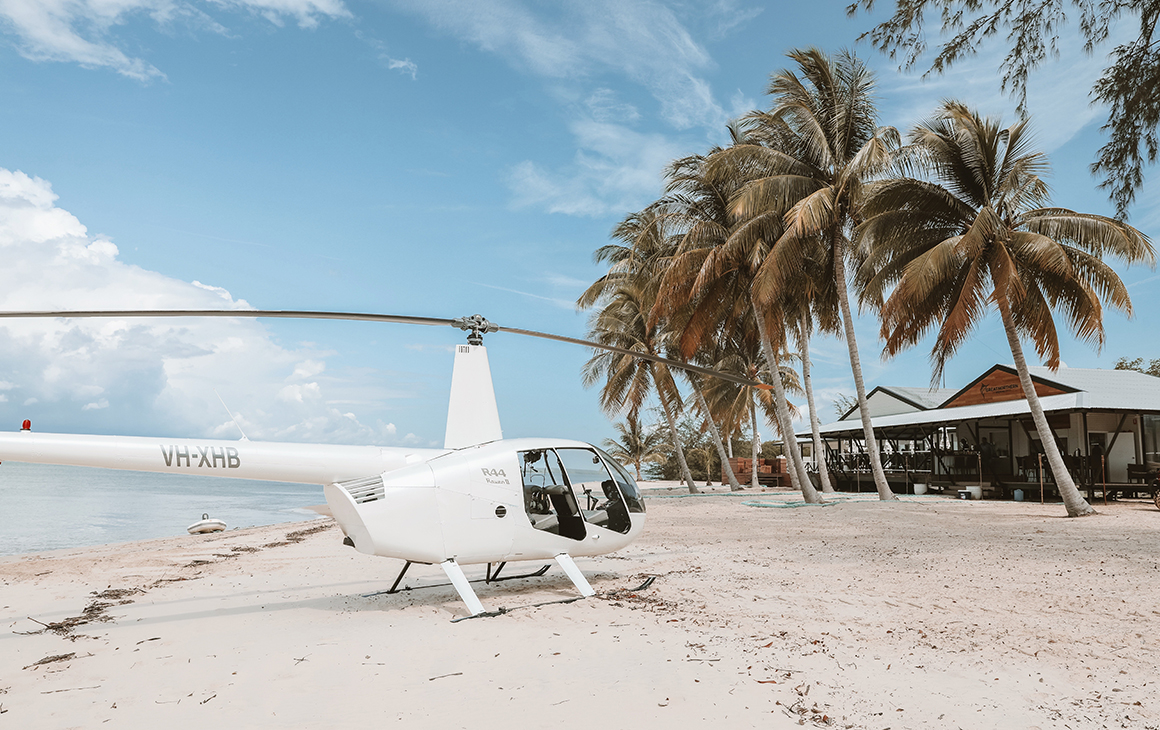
[2,493,1158,729]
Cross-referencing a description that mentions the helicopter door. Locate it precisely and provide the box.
[555,447,632,534]
[518,449,586,541]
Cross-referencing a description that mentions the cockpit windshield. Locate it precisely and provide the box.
[556,447,632,534]
[519,446,640,536]
[592,446,645,514]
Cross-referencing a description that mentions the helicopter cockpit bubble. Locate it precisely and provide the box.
[592,446,645,515]
[552,446,642,535]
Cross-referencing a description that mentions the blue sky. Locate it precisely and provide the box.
[0,0,1156,447]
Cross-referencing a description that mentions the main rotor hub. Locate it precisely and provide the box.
[452,314,499,345]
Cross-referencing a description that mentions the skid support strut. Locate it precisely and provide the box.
[441,559,485,616]
[387,561,412,594]
[485,562,550,583]
[554,553,594,597]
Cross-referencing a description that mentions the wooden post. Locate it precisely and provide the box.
[1039,453,1044,504]
[1102,454,1107,506]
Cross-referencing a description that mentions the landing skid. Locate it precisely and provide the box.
[362,554,594,617]
[362,560,551,599]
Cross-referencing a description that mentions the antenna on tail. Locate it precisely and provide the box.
[214,389,250,441]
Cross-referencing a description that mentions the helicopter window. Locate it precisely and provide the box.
[592,446,645,514]
[556,447,634,535]
[518,450,586,541]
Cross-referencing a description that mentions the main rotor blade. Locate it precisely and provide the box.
[498,325,771,390]
[0,309,456,327]
[0,309,771,390]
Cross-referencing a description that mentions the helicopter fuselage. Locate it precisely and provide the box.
[326,437,646,566]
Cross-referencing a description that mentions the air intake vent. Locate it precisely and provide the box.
[338,474,385,504]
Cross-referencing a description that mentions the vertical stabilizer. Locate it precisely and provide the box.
[443,344,502,449]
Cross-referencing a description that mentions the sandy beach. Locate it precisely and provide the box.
[2,491,1158,729]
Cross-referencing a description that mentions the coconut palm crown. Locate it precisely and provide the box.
[859,101,1154,517]
[650,149,820,499]
[711,47,901,500]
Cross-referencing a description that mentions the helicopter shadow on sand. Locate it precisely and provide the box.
[71,563,629,630]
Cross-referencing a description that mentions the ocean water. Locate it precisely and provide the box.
[0,461,324,556]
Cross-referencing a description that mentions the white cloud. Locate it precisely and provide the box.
[353,30,419,80]
[390,0,729,130]
[699,0,763,41]
[214,0,349,28]
[191,280,241,302]
[388,1,760,216]
[585,88,640,124]
[277,382,322,402]
[289,359,325,380]
[507,118,684,216]
[0,166,410,444]
[386,57,417,79]
[474,282,574,309]
[0,0,350,79]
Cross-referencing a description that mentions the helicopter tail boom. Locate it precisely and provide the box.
[0,431,444,485]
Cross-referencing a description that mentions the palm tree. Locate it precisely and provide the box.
[580,226,700,493]
[602,414,667,480]
[859,101,1154,517]
[700,328,804,489]
[793,311,835,492]
[685,372,744,490]
[718,48,900,501]
[652,151,821,501]
[579,195,751,493]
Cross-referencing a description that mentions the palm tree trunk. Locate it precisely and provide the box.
[799,316,834,493]
[727,430,734,458]
[659,394,698,494]
[753,304,821,503]
[832,248,896,501]
[749,395,761,490]
[694,386,742,490]
[996,297,1094,517]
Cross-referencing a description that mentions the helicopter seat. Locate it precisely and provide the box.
[532,513,559,532]
[581,509,608,526]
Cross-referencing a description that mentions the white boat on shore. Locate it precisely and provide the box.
[187,513,226,534]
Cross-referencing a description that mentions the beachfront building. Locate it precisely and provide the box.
[801,365,1160,499]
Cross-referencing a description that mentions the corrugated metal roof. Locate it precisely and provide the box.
[1023,366,1160,410]
[881,386,957,409]
[805,367,1160,437]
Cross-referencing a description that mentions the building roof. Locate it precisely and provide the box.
[884,386,958,410]
[836,385,957,421]
[806,366,1160,438]
[1022,366,1160,409]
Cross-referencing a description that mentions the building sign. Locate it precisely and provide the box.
[944,368,1069,408]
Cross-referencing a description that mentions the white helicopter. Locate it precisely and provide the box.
[0,310,765,617]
